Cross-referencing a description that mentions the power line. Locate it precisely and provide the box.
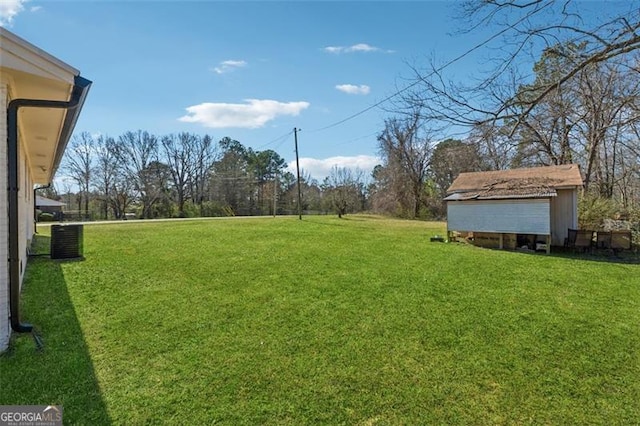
[309,81,422,133]
[309,8,543,133]
[255,130,293,150]
[271,134,291,152]
[328,131,380,147]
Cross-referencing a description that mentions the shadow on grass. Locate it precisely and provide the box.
[0,235,111,424]
[546,246,640,264]
[465,242,640,264]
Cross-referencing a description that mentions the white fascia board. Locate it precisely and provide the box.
[554,185,582,190]
[0,28,78,84]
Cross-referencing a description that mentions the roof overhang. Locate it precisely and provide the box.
[35,195,66,207]
[1,28,91,184]
[446,165,584,195]
[444,189,558,202]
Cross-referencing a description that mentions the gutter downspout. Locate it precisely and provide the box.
[7,76,91,333]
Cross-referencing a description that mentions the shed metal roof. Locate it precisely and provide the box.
[36,195,65,207]
[443,189,557,201]
[446,164,583,200]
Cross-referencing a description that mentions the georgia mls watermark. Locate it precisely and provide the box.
[0,405,62,426]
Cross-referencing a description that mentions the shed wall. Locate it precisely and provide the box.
[550,189,577,246]
[447,198,551,235]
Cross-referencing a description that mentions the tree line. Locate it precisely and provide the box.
[53,131,370,220]
[58,39,640,223]
[369,3,640,225]
[54,1,640,225]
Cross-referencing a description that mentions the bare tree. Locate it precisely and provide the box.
[140,160,173,218]
[209,137,254,214]
[161,132,196,217]
[323,166,365,218]
[430,139,482,197]
[63,132,94,218]
[401,1,640,130]
[468,122,517,170]
[573,60,640,194]
[93,135,119,219]
[463,43,640,207]
[511,46,581,166]
[618,121,640,209]
[191,134,217,212]
[110,171,135,220]
[247,149,287,214]
[377,114,433,218]
[116,130,161,218]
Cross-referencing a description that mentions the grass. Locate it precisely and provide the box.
[1,215,639,424]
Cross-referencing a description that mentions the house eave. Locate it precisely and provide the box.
[0,27,79,82]
[50,75,92,181]
[1,27,92,184]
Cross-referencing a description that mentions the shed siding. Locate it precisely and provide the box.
[447,199,550,234]
[0,83,9,350]
[550,189,577,246]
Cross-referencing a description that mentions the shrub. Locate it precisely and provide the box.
[38,212,54,222]
[200,201,228,217]
[578,194,617,230]
[180,201,200,218]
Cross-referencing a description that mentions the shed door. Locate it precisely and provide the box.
[447,199,551,234]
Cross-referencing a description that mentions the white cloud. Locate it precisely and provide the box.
[347,43,378,53]
[335,84,370,95]
[288,155,380,181]
[323,46,343,54]
[322,43,392,54]
[212,59,247,74]
[179,99,310,129]
[30,5,41,12]
[0,0,27,26]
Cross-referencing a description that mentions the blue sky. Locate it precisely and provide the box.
[1,1,629,181]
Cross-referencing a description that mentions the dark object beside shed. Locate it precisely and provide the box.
[51,224,83,259]
[611,230,632,250]
[597,231,612,249]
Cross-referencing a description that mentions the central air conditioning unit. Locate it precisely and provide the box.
[50,224,84,260]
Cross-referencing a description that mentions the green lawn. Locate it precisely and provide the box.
[1,215,639,424]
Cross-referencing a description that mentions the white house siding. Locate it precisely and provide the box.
[447,198,551,235]
[0,79,36,351]
[550,189,578,246]
[1,28,90,353]
[19,135,33,283]
[0,82,10,350]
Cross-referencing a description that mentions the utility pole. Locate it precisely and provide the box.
[273,171,278,217]
[294,127,302,220]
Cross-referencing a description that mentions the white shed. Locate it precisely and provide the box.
[445,165,583,252]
